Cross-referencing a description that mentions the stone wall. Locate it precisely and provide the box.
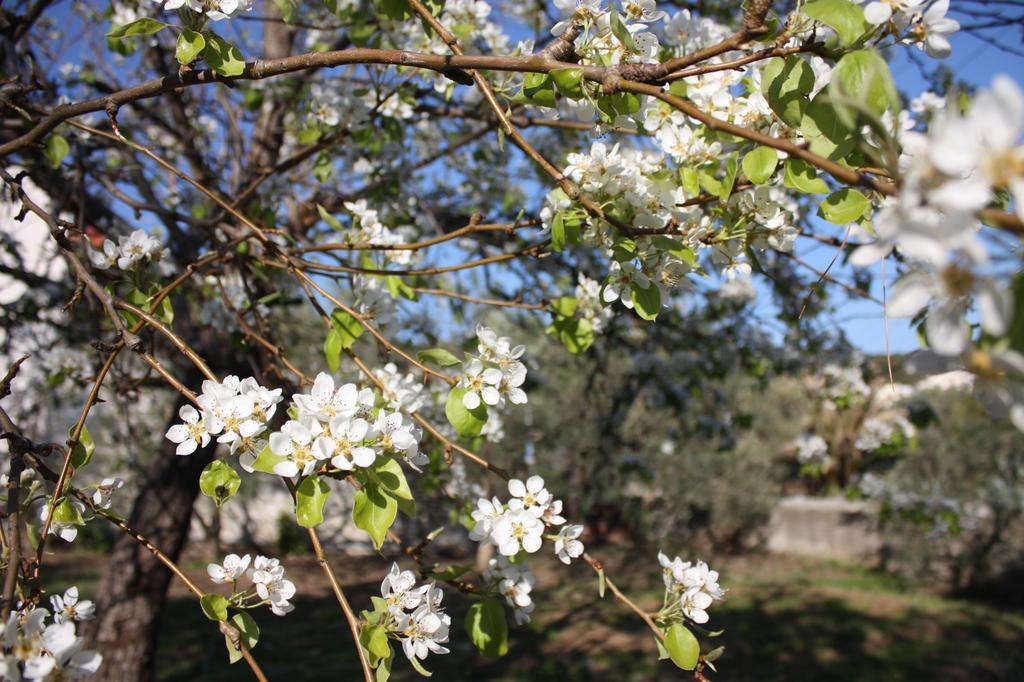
[765,495,882,564]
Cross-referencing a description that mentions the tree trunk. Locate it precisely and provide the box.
[81,391,212,682]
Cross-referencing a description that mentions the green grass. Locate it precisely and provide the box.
[39,549,1024,681]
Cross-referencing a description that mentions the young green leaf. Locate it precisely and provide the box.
[107,18,168,38]
[250,444,289,475]
[831,49,899,117]
[417,348,462,367]
[445,387,488,437]
[802,0,872,47]
[175,29,206,65]
[199,460,241,508]
[631,282,661,321]
[741,147,779,185]
[761,56,815,127]
[68,424,95,469]
[200,593,229,622]
[818,188,869,224]
[550,67,584,99]
[203,34,246,77]
[330,308,365,348]
[353,485,398,549]
[224,611,260,664]
[783,159,829,194]
[43,134,69,169]
[360,624,392,667]
[53,498,85,526]
[465,598,508,657]
[664,624,700,671]
[296,475,331,528]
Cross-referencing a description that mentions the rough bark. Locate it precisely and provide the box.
[80,389,212,682]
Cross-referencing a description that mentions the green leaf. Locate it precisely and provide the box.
[225,612,260,664]
[53,498,85,526]
[409,656,432,677]
[549,296,578,317]
[175,29,206,65]
[546,317,594,355]
[200,594,229,622]
[631,282,661,321]
[445,387,488,437]
[107,18,167,38]
[802,0,872,47]
[251,443,289,475]
[680,167,700,197]
[324,327,343,373]
[718,154,739,201]
[330,308,365,348]
[203,34,246,77]
[360,624,392,667]
[296,475,331,528]
[761,56,815,127]
[199,460,241,508]
[783,158,829,194]
[799,97,856,160]
[551,209,582,252]
[664,624,700,671]
[385,276,416,300]
[353,484,397,549]
[68,424,95,470]
[417,348,462,367]
[818,188,869,224]
[741,147,779,185]
[465,598,508,657]
[598,568,606,598]
[317,204,344,231]
[609,11,637,51]
[375,652,393,681]
[368,456,414,513]
[520,72,556,108]
[550,67,584,99]
[43,134,69,169]
[831,49,898,117]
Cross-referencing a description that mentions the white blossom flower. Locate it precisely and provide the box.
[396,603,450,661]
[90,477,124,509]
[165,404,212,456]
[491,509,544,556]
[207,553,252,584]
[50,587,95,625]
[507,476,552,517]
[458,359,502,410]
[87,239,117,270]
[250,556,296,616]
[269,417,327,478]
[554,524,585,564]
[381,563,424,614]
[315,415,376,470]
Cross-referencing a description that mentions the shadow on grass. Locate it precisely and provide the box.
[154,577,1024,682]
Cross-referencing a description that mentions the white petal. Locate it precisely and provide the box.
[886,274,934,317]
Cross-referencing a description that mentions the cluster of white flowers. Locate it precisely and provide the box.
[88,229,163,271]
[820,364,872,404]
[207,553,296,616]
[0,591,101,679]
[483,556,537,625]
[470,476,585,565]
[374,362,428,413]
[574,273,613,333]
[379,564,451,663]
[792,433,830,466]
[343,200,414,266]
[165,375,282,457]
[859,0,959,58]
[270,372,425,476]
[657,553,725,624]
[150,0,252,21]
[456,325,529,411]
[353,275,397,333]
[855,415,916,452]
